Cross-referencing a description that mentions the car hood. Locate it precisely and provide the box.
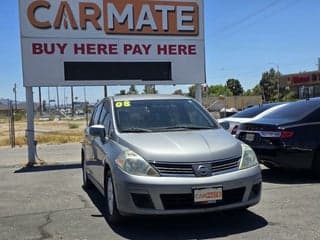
[118,129,242,163]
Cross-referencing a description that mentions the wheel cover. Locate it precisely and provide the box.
[107,176,114,215]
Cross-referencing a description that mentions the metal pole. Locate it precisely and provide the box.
[104,86,108,98]
[38,87,42,115]
[277,65,280,102]
[56,87,60,111]
[195,83,202,104]
[10,102,15,148]
[26,87,36,165]
[8,101,13,148]
[71,86,75,117]
[318,58,320,71]
[13,84,17,111]
[48,87,51,114]
[84,87,88,126]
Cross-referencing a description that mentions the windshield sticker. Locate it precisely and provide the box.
[115,101,131,108]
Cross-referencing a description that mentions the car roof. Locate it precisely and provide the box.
[110,94,192,102]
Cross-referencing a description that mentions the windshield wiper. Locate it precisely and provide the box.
[121,127,152,133]
[155,125,216,131]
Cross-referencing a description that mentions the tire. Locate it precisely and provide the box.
[104,170,122,224]
[312,151,320,179]
[82,156,93,189]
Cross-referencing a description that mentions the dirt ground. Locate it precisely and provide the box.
[0,118,86,147]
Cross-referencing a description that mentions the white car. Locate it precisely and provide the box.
[218,103,288,135]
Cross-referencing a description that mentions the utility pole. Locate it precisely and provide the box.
[56,87,60,111]
[13,83,17,110]
[48,87,51,114]
[38,87,42,115]
[71,86,75,117]
[318,58,320,71]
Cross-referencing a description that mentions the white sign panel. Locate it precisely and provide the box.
[19,0,205,87]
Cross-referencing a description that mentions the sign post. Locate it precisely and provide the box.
[25,87,36,165]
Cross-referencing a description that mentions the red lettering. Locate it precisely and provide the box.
[32,43,43,54]
[157,44,167,55]
[178,45,187,55]
[169,45,177,55]
[56,43,67,54]
[188,45,196,55]
[109,44,118,55]
[86,43,96,54]
[124,44,133,55]
[74,43,85,55]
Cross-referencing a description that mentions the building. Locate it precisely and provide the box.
[280,71,320,98]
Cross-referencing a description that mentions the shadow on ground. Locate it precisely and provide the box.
[261,168,320,184]
[14,163,81,173]
[84,187,268,240]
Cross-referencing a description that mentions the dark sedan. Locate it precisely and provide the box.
[236,98,320,176]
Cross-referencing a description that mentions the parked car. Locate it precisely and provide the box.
[218,102,288,135]
[236,97,320,175]
[81,95,261,223]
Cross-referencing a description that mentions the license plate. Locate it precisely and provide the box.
[245,133,255,142]
[194,187,223,203]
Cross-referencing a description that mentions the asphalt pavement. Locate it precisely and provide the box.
[0,143,81,167]
[0,144,320,239]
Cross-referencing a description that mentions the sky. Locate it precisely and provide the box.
[1,0,320,103]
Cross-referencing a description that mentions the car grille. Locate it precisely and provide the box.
[160,187,245,210]
[151,157,240,177]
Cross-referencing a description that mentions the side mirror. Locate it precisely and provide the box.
[89,125,106,140]
[220,121,230,130]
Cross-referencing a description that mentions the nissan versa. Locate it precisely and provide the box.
[81,95,261,223]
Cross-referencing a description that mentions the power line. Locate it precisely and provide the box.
[217,0,281,33]
[213,0,302,41]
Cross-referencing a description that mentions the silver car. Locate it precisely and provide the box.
[81,95,261,223]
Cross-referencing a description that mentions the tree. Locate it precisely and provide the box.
[127,85,138,95]
[260,68,280,102]
[188,85,196,98]
[143,85,158,94]
[226,79,244,96]
[188,84,232,98]
[208,85,232,97]
[173,89,183,95]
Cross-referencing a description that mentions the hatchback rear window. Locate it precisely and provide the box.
[260,100,320,121]
[232,103,280,118]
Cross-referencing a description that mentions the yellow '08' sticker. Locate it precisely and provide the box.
[115,101,131,108]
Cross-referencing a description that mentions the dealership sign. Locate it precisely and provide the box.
[19,0,205,87]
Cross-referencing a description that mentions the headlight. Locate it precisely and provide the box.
[239,143,259,169]
[115,150,159,177]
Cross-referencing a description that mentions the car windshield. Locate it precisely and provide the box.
[260,99,320,121]
[114,99,218,133]
[232,103,280,118]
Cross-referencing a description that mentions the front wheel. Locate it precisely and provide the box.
[104,171,122,224]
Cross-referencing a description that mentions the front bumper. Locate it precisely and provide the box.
[112,166,262,216]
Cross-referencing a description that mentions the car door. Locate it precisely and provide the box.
[93,101,113,187]
[85,102,103,181]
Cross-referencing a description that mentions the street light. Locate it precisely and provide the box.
[268,62,280,102]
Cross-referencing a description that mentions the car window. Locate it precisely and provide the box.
[261,100,320,121]
[114,99,218,132]
[232,103,279,118]
[90,103,103,126]
[99,101,113,135]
